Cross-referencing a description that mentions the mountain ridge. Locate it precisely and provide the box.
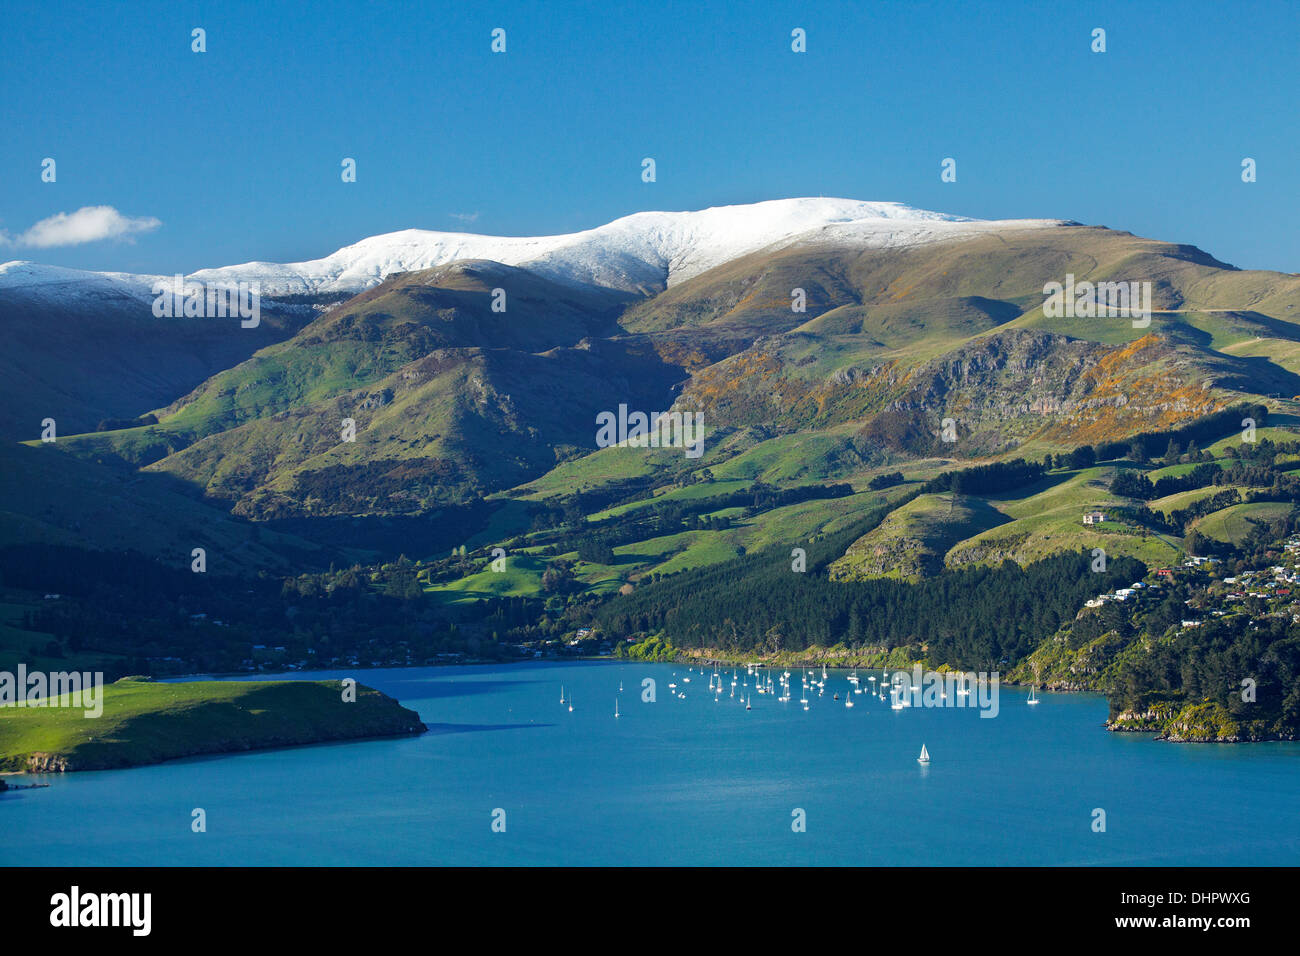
[1,198,1068,299]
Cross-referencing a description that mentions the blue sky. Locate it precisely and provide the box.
[3,0,1296,275]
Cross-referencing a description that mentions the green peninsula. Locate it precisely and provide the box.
[0,677,425,773]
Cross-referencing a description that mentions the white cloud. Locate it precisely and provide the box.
[449,211,480,224]
[0,206,162,248]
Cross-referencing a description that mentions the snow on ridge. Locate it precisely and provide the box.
[0,260,163,303]
[4,199,1068,301]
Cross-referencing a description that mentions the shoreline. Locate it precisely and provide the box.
[14,659,1294,763]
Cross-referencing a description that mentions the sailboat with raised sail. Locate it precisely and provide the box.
[614,698,620,718]
[917,743,930,764]
[1028,685,1040,705]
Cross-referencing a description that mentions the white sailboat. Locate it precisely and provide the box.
[845,694,854,708]
[615,698,620,718]
[1028,685,1040,705]
[568,694,573,713]
[560,685,565,705]
[917,744,930,764]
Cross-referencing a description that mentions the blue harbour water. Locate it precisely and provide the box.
[2,662,1298,866]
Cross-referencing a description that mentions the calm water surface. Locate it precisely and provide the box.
[3,662,1298,865]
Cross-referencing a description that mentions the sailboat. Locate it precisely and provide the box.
[615,698,620,718]
[1028,685,1040,705]
[568,694,573,713]
[745,694,752,711]
[560,685,566,705]
[845,694,854,708]
[917,744,930,764]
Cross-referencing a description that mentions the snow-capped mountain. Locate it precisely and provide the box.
[0,260,166,306]
[0,198,1068,301]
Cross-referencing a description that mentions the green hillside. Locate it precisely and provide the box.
[0,677,425,772]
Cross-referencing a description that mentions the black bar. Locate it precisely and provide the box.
[0,866,1277,941]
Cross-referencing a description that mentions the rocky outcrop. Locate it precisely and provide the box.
[25,753,72,773]
[1106,700,1297,742]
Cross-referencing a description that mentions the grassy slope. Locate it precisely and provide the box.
[1148,485,1229,515]
[0,678,425,772]
[0,441,327,573]
[585,479,752,522]
[829,492,1009,581]
[824,465,1186,583]
[949,467,1181,569]
[1192,501,1295,545]
[426,554,550,606]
